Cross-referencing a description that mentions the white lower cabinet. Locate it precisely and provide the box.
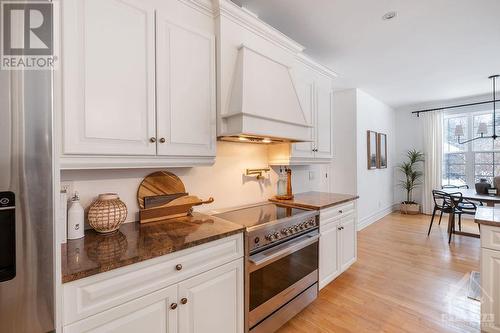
[319,202,357,289]
[178,260,243,333]
[64,285,178,333]
[340,212,357,271]
[319,218,341,288]
[481,226,500,333]
[62,234,244,333]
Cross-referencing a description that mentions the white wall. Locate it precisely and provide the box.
[355,89,397,229]
[394,110,424,205]
[61,141,327,225]
[331,89,357,195]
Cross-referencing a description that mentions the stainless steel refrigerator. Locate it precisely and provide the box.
[0,68,54,330]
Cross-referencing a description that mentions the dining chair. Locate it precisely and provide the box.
[428,190,455,236]
[441,184,481,229]
[428,185,468,227]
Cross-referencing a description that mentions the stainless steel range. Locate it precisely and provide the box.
[214,203,320,333]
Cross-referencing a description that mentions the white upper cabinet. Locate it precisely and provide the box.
[314,78,334,159]
[290,69,315,159]
[268,58,335,165]
[156,12,216,157]
[60,0,216,169]
[62,0,156,156]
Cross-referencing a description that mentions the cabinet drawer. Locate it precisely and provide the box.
[320,202,355,225]
[481,225,500,251]
[63,233,243,325]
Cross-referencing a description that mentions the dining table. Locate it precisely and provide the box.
[441,188,500,239]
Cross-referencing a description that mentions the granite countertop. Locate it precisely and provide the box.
[62,213,244,283]
[475,207,500,227]
[269,191,359,210]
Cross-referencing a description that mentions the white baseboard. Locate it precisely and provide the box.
[357,205,395,230]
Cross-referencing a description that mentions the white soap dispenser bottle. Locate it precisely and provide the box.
[68,192,85,240]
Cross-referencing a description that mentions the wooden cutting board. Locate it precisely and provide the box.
[137,171,186,209]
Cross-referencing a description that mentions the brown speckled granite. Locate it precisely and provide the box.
[269,191,359,210]
[62,213,244,283]
[475,207,500,227]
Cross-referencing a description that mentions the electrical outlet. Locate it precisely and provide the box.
[61,181,74,195]
[309,171,315,180]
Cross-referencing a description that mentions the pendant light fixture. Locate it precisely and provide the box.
[455,75,499,144]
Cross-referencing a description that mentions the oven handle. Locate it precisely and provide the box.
[248,232,319,269]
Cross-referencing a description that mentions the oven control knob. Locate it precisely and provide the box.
[265,234,273,241]
[254,237,260,244]
[273,232,280,239]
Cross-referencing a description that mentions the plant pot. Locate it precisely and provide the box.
[400,202,420,215]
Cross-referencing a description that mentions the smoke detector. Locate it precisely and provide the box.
[382,11,397,20]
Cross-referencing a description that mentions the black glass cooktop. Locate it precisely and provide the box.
[214,203,310,228]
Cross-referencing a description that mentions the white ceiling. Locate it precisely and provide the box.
[233,0,500,109]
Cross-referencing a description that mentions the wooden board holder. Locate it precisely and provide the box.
[137,171,214,224]
[139,197,214,224]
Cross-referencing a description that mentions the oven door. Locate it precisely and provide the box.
[248,230,319,329]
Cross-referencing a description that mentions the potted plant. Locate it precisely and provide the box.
[398,149,424,214]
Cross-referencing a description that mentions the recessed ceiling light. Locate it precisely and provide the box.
[382,11,397,21]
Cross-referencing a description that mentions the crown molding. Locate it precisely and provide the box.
[297,53,338,79]
[179,0,215,17]
[214,0,305,55]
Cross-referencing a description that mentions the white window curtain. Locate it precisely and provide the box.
[421,111,443,214]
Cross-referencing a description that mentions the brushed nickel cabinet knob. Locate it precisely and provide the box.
[159,138,166,143]
[170,303,178,310]
[181,298,188,305]
[175,264,183,271]
[150,137,157,143]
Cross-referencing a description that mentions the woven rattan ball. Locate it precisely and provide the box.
[88,193,127,233]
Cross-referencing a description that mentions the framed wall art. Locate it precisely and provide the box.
[367,130,377,169]
[377,133,387,169]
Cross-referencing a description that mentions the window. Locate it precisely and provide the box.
[443,111,500,186]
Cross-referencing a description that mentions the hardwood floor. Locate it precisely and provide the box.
[277,213,481,333]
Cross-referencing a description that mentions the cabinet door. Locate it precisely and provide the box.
[319,220,340,289]
[481,248,500,333]
[62,0,156,155]
[178,259,244,333]
[340,213,357,271]
[291,72,314,158]
[314,79,333,158]
[64,285,177,333]
[156,15,216,157]
[314,83,333,159]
